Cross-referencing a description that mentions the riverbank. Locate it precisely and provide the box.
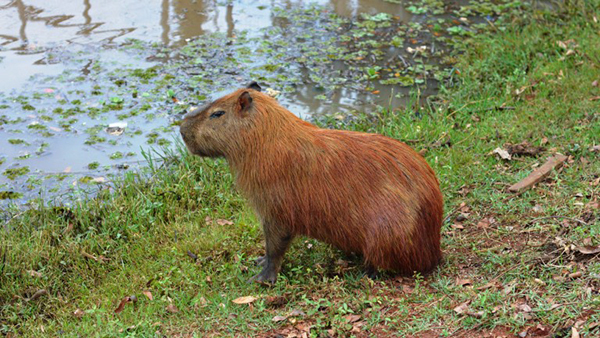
[1,1,599,336]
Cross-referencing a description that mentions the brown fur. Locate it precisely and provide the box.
[180,83,443,283]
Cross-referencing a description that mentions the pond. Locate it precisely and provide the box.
[0,0,520,206]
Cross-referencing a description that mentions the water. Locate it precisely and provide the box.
[0,0,493,205]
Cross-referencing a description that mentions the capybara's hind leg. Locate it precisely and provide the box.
[250,224,293,284]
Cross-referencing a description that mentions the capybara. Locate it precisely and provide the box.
[180,82,443,283]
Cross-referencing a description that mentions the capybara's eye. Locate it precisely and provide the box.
[210,110,226,119]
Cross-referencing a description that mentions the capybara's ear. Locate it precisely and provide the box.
[237,91,253,116]
[246,81,262,92]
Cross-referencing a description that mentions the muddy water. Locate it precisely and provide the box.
[1,0,483,205]
[0,0,408,92]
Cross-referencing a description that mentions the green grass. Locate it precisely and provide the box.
[2,3,600,337]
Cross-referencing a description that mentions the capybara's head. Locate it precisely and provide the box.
[180,82,263,158]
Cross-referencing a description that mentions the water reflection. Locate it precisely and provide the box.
[0,0,409,51]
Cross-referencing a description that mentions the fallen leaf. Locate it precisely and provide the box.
[453,301,470,315]
[264,295,287,307]
[216,219,234,226]
[593,80,599,87]
[73,309,84,318]
[505,141,545,156]
[456,278,473,287]
[568,271,583,278]
[27,270,42,278]
[272,315,287,322]
[517,303,532,313]
[289,309,306,317]
[576,245,600,255]
[493,147,512,160]
[142,290,153,301]
[344,314,362,323]
[476,282,496,291]
[232,296,256,304]
[29,289,47,301]
[571,327,580,338]
[166,304,179,313]
[590,145,600,152]
[114,296,135,314]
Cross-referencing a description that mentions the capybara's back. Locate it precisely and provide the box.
[180,82,443,283]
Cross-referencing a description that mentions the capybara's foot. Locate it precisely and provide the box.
[255,256,267,267]
[365,265,379,279]
[249,267,278,285]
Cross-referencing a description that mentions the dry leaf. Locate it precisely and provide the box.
[571,327,580,338]
[590,145,600,152]
[453,301,470,315]
[568,271,583,278]
[27,270,42,278]
[142,290,153,301]
[476,282,496,291]
[344,314,362,323]
[272,315,287,322]
[73,309,84,318]
[493,147,512,160]
[517,303,532,313]
[264,295,287,307]
[216,219,234,226]
[29,289,47,301]
[232,296,257,304]
[289,309,305,317]
[456,278,473,287]
[577,245,600,255]
[114,296,135,314]
[166,304,179,313]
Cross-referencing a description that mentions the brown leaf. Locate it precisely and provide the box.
[26,270,42,278]
[517,303,532,313]
[272,315,288,322]
[81,251,109,263]
[568,271,583,278]
[476,282,496,291]
[29,289,47,301]
[571,327,580,338]
[344,314,362,323]
[453,301,470,315]
[73,309,84,318]
[264,295,287,307]
[589,145,600,152]
[456,278,473,287]
[289,309,306,317]
[505,141,545,157]
[142,290,153,301]
[166,304,179,313]
[451,223,464,230]
[216,219,234,226]
[576,245,600,255]
[232,296,256,304]
[114,296,134,314]
[593,80,599,87]
[476,217,495,228]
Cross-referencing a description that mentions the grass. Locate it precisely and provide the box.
[2,2,600,337]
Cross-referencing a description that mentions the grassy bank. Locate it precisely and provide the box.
[2,2,600,337]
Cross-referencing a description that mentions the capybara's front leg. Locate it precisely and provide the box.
[251,224,293,284]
